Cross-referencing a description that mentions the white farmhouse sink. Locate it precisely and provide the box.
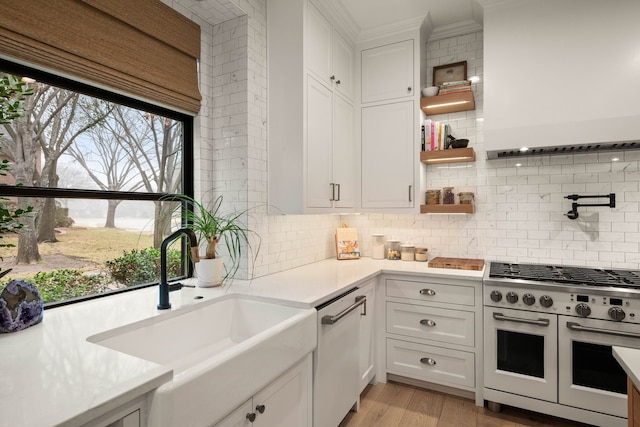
[88,294,317,427]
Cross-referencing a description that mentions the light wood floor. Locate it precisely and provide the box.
[339,381,594,427]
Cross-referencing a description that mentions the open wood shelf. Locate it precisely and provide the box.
[420,90,475,115]
[420,147,475,164]
[420,204,475,214]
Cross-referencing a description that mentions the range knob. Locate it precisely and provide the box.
[490,290,502,302]
[522,293,536,306]
[506,291,519,304]
[575,303,591,317]
[609,307,626,321]
[539,295,553,308]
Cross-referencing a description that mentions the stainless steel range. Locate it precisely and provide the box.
[483,262,640,427]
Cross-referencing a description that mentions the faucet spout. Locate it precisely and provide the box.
[158,228,199,310]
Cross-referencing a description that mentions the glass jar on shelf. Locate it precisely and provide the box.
[371,234,385,259]
[443,187,455,204]
[458,192,475,204]
[400,244,415,261]
[426,189,441,205]
[385,240,401,260]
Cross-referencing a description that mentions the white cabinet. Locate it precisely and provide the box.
[83,396,145,427]
[215,354,312,427]
[306,2,354,100]
[268,0,355,214]
[306,76,355,209]
[361,100,414,209]
[361,39,414,104]
[381,274,483,404]
[358,279,376,392]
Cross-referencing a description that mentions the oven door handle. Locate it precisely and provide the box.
[321,295,366,325]
[493,312,550,327]
[566,321,640,339]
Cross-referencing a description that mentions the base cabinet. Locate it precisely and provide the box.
[629,378,640,427]
[215,354,312,427]
[82,396,145,427]
[381,274,482,402]
[358,279,376,392]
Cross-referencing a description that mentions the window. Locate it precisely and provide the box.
[0,61,193,307]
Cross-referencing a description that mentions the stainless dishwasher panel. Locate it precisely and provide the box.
[314,288,366,427]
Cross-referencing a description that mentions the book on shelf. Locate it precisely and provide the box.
[439,80,471,87]
[439,86,472,94]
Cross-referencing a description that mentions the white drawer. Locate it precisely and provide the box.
[386,338,475,388]
[385,278,474,307]
[386,302,474,347]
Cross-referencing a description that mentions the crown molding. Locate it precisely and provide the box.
[356,15,427,44]
[428,19,483,41]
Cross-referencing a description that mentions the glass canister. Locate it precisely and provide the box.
[371,234,385,259]
[458,192,475,204]
[400,244,415,261]
[426,189,441,205]
[385,240,401,260]
[415,247,428,262]
[443,187,455,204]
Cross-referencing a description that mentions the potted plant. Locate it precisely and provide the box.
[168,194,259,287]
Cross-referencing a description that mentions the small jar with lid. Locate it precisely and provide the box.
[442,187,455,204]
[371,234,385,259]
[415,247,428,262]
[458,192,475,204]
[426,189,441,205]
[385,240,401,260]
[400,244,415,261]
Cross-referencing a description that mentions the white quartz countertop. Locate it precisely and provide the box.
[0,257,483,427]
[613,346,640,389]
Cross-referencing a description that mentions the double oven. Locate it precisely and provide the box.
[483,262,640,427]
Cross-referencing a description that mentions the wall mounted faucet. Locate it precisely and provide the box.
[158,228,200,310]
[564,193,616,220]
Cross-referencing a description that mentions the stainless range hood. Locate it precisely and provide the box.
[487,140,640,159]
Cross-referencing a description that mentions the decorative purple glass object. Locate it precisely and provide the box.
[0,279,44,333]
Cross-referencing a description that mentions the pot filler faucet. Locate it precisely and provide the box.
[158,228,200,310]
[564,193,615,220]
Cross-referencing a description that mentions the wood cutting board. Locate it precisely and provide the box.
[428,257,485,271]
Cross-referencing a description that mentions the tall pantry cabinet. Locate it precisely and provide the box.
[268,0,355,214]
[358,30,426,212]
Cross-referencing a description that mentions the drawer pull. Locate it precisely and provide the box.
[420,357,436,366]
[420,319,436,327]
[419,289,436,296]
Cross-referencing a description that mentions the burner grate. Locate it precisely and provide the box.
[489,262,640,289]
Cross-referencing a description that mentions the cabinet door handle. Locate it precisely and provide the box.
[420,357,436,366]
[420,319,436,327]
[420,288,436,296]
[246,412,256,422]
[330,75,335,81]
[407,86,412,93]
[336,183,341,201]
[409,185,412,202]
[330,183,336,201]
[336,79,341,85]
[256,404,266,414]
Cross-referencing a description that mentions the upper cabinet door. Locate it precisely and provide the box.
[306,2,332,87]
[306,76,334,209]
[332,31,354,100]
[361,39,414,103]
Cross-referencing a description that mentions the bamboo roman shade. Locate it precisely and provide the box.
[0,0,201,114]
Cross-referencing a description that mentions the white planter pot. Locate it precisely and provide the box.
[195,257,223,287]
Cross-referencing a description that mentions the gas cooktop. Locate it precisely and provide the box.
[489,262,640,289]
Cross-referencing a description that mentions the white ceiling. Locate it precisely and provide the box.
[176,0,484,42]
[336,0,481,32]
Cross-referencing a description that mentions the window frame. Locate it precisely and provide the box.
[1,59,195,308]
